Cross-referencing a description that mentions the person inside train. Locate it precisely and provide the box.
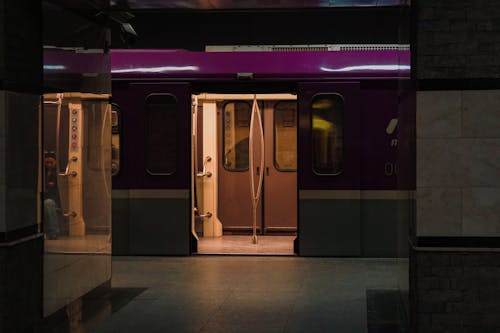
[44,151,60,240]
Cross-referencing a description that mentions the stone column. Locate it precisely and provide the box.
[411,1,500,332]
[0,1,43,332]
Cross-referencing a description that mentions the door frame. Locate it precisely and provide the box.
[192,93,298,246]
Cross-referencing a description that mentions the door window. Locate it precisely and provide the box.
[222,101,251,171]
[274,101,297,171]
[145,94,177,175]
[311,94,344,175]
[111,103,121,176]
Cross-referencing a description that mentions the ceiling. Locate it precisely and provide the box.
[43,0,409,12]
[123,0,410,10]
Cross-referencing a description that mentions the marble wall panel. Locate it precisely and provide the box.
[462,90,500,138]
[0,91,5,139]
[0,137,4,185]
[417,91,462,138]
[416,187,462,236]
[0,92,5,232]
[462,188,500,236]
[417,139,466,187]
[0,91,39,232]
[463,139,500,187]
[0,185,5,232]
[417,139,500,187]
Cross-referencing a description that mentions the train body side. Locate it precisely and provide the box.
[109,49,415,257]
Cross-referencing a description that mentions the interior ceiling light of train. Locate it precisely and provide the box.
[124,0,410,10]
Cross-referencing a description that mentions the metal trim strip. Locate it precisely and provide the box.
[410,238,500,252]
[112,189,190,199]
[299,190,414,200]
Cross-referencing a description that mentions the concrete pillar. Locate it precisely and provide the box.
[411,0,500,331]
[0,1,43,332]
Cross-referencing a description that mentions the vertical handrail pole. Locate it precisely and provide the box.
[249,95,265,244]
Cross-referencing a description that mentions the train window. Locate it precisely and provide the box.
[274,101,297,171]
[145,94,177,175]
[85,100,109,172]
[223,101,251,171]
[311,94,344,175]
[111,103,121,176]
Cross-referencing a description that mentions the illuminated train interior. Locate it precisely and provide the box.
[194,94,298,255]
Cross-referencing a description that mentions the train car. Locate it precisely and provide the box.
[110,46,415,257]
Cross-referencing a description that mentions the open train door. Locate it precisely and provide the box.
[297,82,361,256]
[112,83,192,255]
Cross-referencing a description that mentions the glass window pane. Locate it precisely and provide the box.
[85,100,105,171]
[274,101,297,171]
[223,101,251,171]
[145,94,177,175]
[311,94,344,175]
[111,103,120,176]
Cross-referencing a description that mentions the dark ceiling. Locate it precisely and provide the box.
[113,6,410,50]
[43,1,409,51]
[45,0,410,10]
[123,0,409,10]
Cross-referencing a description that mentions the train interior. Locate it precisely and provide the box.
[192,93,298,255]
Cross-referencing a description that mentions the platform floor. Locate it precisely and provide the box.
[197,235,296,255]
[47,256,408,333]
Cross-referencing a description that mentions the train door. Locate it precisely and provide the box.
[217,100,262,232]
[111,83,192,255]
[217,96,297,234]
[297,82,361,256]
[42,93,112,316]
[262,100,297,233]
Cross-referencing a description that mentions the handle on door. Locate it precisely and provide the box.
[59,156,78,177]
[256,166,260,175]
[197,156,212,178]
[266,167,269,176]
[60,210,77,218]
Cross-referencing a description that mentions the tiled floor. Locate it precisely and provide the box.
[197,235,296,255]
[71,256,408,333]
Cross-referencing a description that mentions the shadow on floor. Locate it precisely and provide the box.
[366,289,409,333]
[38,287,147,333]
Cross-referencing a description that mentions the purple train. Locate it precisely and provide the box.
[110,47,415,257]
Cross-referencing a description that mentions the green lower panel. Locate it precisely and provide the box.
[112,197,190,255]
[299,199,361,256]
[299,198,412,257]
[130,198,190,255]
[112,198,130,255]
[361,200,410,258]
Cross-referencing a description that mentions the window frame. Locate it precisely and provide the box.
[111,102,122,177]
[144,93,178,176]
[310,93,345,176]
[273,100,297,172]
[221,100,252,172]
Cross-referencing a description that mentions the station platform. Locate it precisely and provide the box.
[42,256,408,333]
